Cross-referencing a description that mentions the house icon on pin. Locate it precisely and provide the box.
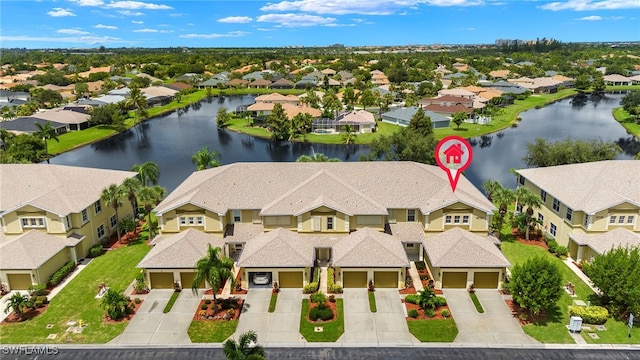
[443,143,464,164]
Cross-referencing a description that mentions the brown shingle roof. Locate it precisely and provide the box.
[423,228,511,268]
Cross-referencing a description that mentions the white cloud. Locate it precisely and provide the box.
[95,24,118,29]
[187,23,194,26]
[541,0,640,11]
[118,10,144,16]
[104,1,172,10]
[133,28,158,32]
[257,13,337,27]
[467,27,476,30]
[324,23,356,27]
[579,15,602,20]
[218,16,253,23]
[260,0,483,15]
[0,35,122,45]
[70,0,104,5]
[180,31,250,39]
[47,8,76,17]
[57,28,91,35]
[131,20,144,24]
[256,27,275,31]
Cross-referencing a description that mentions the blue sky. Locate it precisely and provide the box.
[1,0,639,49]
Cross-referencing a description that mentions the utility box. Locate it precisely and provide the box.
[569,316,583,333]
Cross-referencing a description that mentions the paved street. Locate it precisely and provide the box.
[444,289,537,344]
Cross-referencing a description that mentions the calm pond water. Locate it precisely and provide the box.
[50,93,638,191]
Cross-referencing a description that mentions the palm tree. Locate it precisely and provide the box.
[33,121,60,158]
[515,187,542,241]
[482,180,502,203]
[136,185,166,241]
[417,287,436,310]
[130,162,160,187]
[296,153,340,162]
[0,129,14,151]
[101,183,124,244]
[101,288,130,320]
[223,330,266,360]
[192,146,221,171]
[4,292,33,320]
[125,86,148,125]
[482,180,515,239]
[341,124,357,145]
[192,244,234,308]
[120,177,142,218]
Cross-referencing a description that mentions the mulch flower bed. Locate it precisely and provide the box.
[399,282,417,295]
[512,228,548,250]
[231,272,248,295]
[204,286,224,295]
[194,298,244,321]
[104,300,144,324]
[504,299,546,326]
[1,304,50,324]
[306,299,339,323]
[403,300,452,321]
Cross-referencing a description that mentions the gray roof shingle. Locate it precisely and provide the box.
[137,228,225,269]
[423,228,511,268]
[569,228,640,256]
[333,227,409,267]
[0,230,68,269]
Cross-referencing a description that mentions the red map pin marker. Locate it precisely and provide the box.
[435,136,473,192]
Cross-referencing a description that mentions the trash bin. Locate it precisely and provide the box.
[569,316,583,333]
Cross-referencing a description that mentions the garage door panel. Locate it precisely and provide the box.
[343,271,367,288]
[180,272,204,289]
[8,274,32,290]
[150,272,174,289]
[374,271,398,288]
[278,272,303,288]
[474,272,499,289]
[442,272,467,288]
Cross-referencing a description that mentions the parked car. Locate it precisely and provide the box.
[253,272,271,285]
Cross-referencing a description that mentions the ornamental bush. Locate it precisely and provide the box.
[303,282,319,294]
[408,309,419,318]
[48,261,75,286]
[568,306,609,325]
[555,246,568,257]
[89,244,104,258]
[547,240,558,254]
[424,308,436,318]
[309,306,333,321]
[433,296,447,307]
[415,261,426,271]
[441,309,451,318]
[510,256,563,316]
[405,294,420,304]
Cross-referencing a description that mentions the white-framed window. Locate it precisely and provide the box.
[445,215,452,224]
[180,217,187,225]
[327,217,333,230]
[233,210,241,223]
[462,215,469,224]
[618,216,625,224]
[566,208,573,221]
[407,209,416,222]
[188,217,195,225]
[453,215,461,224]
[110,215,117,228]
[21,217,46,228]
[81,209,89,223]
[94,200,102,214]
[197,217,203,225]
[550,223,557,237]
[180,216,204,226]
[628,216,635,224]
[609,216,617,224]
[406,243,415,248]
[552,199,560,212]
[538,213,544,222]
[97,224,105,238]
[540,190,547,202]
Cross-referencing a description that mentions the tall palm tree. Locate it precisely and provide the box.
[33,121,60,158]
[136,185,166,241]
[192,146,221,171]
[120,177,142,218]
[341,124,357,145]
[125,86,148,125]
[515,187,542,241]
[482,180,502,203]
[130,161,160,187]
[100,288,129,320]
[223,330,266,360]
[4,292,33,320]
[192,245,234,308]
[101,183,124,244]
[483,180,515,240]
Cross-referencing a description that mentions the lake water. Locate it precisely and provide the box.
[49,92,638,192]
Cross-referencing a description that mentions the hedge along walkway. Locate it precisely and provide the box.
[0,241,151,344]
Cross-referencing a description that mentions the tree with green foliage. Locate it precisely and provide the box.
[515,187,542,241]
[574,74,591,92]
[33,121,59,158]
[101,288,130,320]
[359,89,377,110]
[0,133,46,163]
[120,177,142,218]
[451,111,467,130]
[125,86,148,125]
[299,89,320,109]
[192,244,234,308]
[583,246,640,318]
[118,216,137,242]
[592,72,606,92]
[30,88,63,107]
[136,185,166,241]
[417,287,437,310]
[216,107,231,128]
[74,82,89,98]
[510,256,563,316]
[621,91,640,118]
[101,183,124,243]
[342,87,357,110]
[482,180,514,239]
[88,103,126,128]
[296,153,340,162]
[322,91,342,119]
[267,103,290,141]
[523,138,622,167]
[362,128,437,164]
[223,330,266,360]
[192,145,221,170]
[130,161,160,187]
[408,108,433,136]
[341,124,357,145]
[4,292,34,320]
[289,112,313,141]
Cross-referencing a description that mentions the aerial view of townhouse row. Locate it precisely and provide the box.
[0,40,640,353]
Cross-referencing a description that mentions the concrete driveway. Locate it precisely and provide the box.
[443,289,538,344]
[341,289,415,345]
[109,289,200,345]
[234,288,305,345]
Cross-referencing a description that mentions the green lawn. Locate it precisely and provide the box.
[613,107,640,139]
[368,291,377,313]
[299,299,344,342]
[268,293,278,313]
[48,125,119,154]
[407,319,459,342]
[187,320,238,343]
[0,240,151,344]
[582,319,640,344]
[469,292,485,313]
[162,291,180,313]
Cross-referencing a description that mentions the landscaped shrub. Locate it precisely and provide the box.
[433,296,447,307]
[133,272,148,294]
[441,309,451,318]
[547,240,558,253]
[34,300,44,308]
[28,284,47,297]
[201,304,208,310]
[36,296,48,304]
[134,298,141,304]
[88,244,104,258]
[555,246,568,257]
[568,306,609,325]
[327,267,343,293]
[501,282,511,295]
[309,306,333,321]
[405,294,420,305]
[329,284,343,293]
[310,292,328,308]
[415,261,426,271]
[424,308,436,318]
[48,261,75,286]
[205,299,211,305]
[303,282,319,294]
[408,309,419,318]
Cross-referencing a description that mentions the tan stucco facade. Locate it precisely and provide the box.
[335,267,406,289]
[240,267,310,289]
[0,247,72,290]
